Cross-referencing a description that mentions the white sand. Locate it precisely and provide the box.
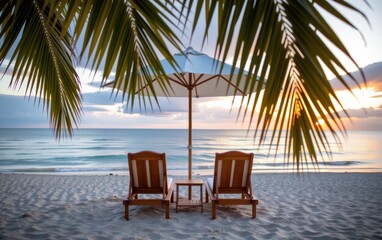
[1,173,382,239]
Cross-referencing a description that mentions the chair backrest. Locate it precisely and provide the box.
[212,151,254,194]
[128,151,168,195]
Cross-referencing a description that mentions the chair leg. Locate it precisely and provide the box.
[124,204,129,220]
[165,202,170,219]
[252,203,256,219]
[212,201,216,220]
[171,193,174,203]
[205,189,209,203]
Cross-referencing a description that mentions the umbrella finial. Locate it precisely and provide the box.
[174,47,205,56]
[184,46,203,55]
[185,46,194,52]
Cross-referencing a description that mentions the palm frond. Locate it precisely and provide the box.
[0,0,81,138]
[195,0,368,170]
[72,0,185,111]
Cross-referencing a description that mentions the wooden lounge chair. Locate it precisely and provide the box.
[205,151,259,219]
[123,151,174,220]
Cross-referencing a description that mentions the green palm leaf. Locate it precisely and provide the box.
[194,0,368,170]
[0,0,81,138]
[72,0,185,110]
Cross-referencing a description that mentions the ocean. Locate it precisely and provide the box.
[0,128,381,175]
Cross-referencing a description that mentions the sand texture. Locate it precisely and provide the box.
[1,173,382,239]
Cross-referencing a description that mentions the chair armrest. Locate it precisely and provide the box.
[165,181,174,201]
[204,180,217,200]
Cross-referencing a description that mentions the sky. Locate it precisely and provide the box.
[0,0,382,131]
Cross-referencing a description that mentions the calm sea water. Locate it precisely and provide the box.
[0,128,381,174]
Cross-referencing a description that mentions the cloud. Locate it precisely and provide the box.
[121,97,189,114]
[341,117,382,131]
[82,91,123,105]
[82,89,191,114]
[326,105,382,130]
[0,59,15,78]
[82,105,111,112]
[0,94,49,127]
[330,62,382,91]
[340,107,382,119]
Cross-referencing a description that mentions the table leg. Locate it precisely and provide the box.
[188,185,192,200]
[176,184,179,212]
[200,184,203,213]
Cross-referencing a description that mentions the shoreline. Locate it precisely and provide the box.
[1,168,382,176]
[1,173,382,239]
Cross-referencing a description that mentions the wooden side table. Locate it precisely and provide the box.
[175,179,203,213]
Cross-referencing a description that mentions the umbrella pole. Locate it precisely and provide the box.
[188,77,192,200]
[188,86,192,181]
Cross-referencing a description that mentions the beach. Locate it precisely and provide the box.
[1,173,381,239]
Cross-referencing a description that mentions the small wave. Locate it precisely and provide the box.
[46,154,126,162]
[55,167,127,172]
[194,165,214,170]
[166,165,215,171]
[0,166,128,173]
[320,161,363,166]
[254,153,269,158]
[0,147,21,151]
[6,139,23,142]
[91,138,119,142]
[252,160,364,167]
[0,168,58,173]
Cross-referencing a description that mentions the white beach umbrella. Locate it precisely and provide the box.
[104,47,261,180]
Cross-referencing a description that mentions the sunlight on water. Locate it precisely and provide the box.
[0,129,381,174]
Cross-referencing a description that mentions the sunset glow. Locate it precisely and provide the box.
[334,87,382,110]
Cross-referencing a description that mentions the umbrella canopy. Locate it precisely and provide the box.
[132,47,249,97]
[104,47,260,179]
